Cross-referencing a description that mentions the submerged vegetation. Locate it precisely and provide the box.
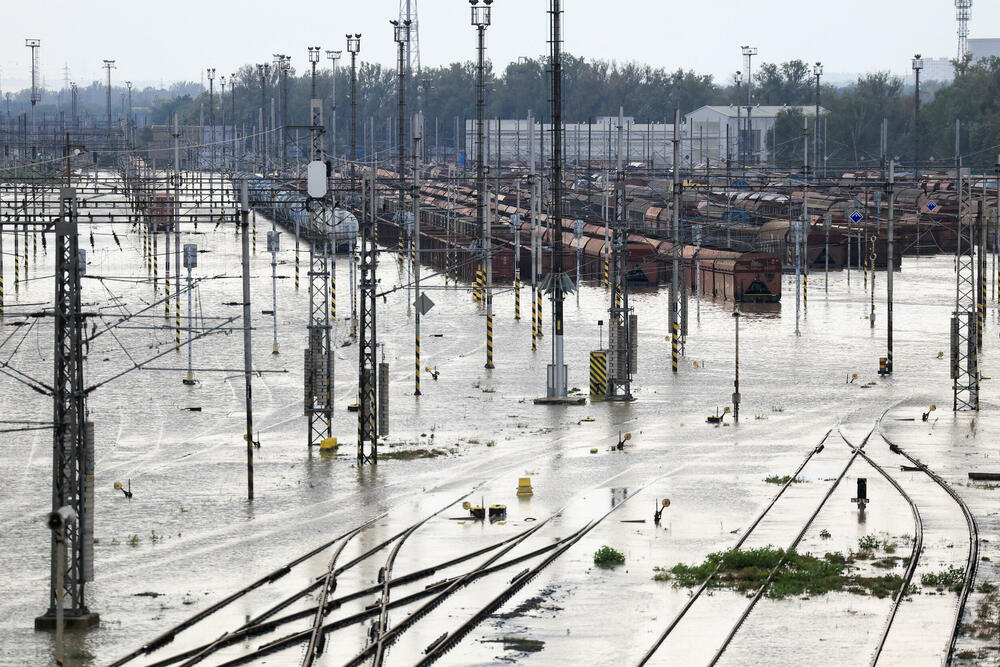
[378,448,449,461]
[763,475,801,485]
[593,545,626,567]
[653,546,904,599]
[501,636,545,653]
[921,567,966,593]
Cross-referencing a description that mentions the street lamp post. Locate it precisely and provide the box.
[219,77,226,172]
[257,63,269,174]
[347,34,361,175]
[392,20,411,315]
[912,54,923,182]
[307,46,320,99]
[733,307,741,423]
[125,80,133,148]
[231,72,237,171]
[813,62,822,179]
[734,71,742,171]
[207,68,215,193]
[326,50,341,160]
[471,0,494,370]
[103,60,116,142]
[741,46,757,168]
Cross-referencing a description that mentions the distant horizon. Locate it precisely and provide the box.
[3,0,997,94]
[0,63,966,96]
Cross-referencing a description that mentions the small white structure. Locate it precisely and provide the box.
[684,105,827,166]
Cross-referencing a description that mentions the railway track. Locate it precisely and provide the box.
[107,514,386,667]
[877,420,979,664]
[704,423,877,666]
[639,410,977,666]
[638,427,836,665]
[416,476,668,665]
[120,458,674,666]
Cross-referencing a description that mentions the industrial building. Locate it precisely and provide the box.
[684,105,828,166]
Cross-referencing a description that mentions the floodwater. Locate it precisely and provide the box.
[1,177,998,665]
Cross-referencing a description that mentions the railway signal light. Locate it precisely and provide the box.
[851,478,869,511]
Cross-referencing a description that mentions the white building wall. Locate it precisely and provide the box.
[465,119,677,168]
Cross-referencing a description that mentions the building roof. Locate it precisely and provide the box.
[688,105,828,119]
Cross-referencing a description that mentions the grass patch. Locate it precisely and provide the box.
[502,636,545,652]
[965,592,1000,639]
[593,545,626,567]
[872,557,900,569]
[819,529,832,540]
[921,566,965,593]
[127,534,140,548]
[69,650,95,661]
[858,535,880,551]
[979,581,997,594]
[377,448,449,461]
[654,546,903,599]
[763,475,800,485]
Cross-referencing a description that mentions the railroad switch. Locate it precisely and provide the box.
[654,498,670,525]
[851,478,869,511]
[615,432,632,450]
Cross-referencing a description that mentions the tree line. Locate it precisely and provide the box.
[6,54,999,170]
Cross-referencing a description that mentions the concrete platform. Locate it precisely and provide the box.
[34,611,100,631]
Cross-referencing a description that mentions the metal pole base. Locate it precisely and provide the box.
[34,611,100,631]
[272,344,279,355]
[182,372,197,385]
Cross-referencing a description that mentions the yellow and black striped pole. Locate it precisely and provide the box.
[531,284,537,352]
[295,249,300,290]
[979,268,986,349]
[153,234,159,290]
[164,267,171,318]
[415,332,421,396]
[603,252,610,289]
[485,313,494,369]
[589,350,608,399]
[32,228,37,261]
[672,323,679,373]
[475,268,485,303]
[331,263,337,320]
[0,272,4,318]
[803,273,807,311]
[252,216,257,254]
[514,275,521,320]
[14,239,19,290]
[175,292,182,352]
[357,388,363,460]
[536,289,543,338]
[616,284,622,310]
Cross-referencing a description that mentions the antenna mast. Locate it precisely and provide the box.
[956,0,972,61]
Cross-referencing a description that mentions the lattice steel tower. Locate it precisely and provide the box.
[399,0,419,74]
[952,120,978,411]
[304,55,333,448]
[956,1,972,61]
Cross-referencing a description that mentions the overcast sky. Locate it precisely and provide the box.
[3,0,998,90]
